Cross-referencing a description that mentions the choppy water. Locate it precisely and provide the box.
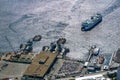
[0,0,120,60]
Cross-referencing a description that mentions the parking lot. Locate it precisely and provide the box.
[0,61,28,79]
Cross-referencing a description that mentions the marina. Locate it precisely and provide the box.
[0,0,120,80]
[0,37,119,80]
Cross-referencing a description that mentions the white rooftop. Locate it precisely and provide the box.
[75,74,110,80]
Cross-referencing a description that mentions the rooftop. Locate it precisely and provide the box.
[75,74,110,80]
[23,51,57,78]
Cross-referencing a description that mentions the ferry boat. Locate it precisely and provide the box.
[81,13,102,31]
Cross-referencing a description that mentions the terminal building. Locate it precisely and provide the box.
[22,51,57,80]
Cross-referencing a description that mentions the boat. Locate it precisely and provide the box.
[89,45,100,56]
[57,38,66,44]
[20,44,33,53]
[81,13,102,31]
[20,44,27,51]
[33,35,42,41]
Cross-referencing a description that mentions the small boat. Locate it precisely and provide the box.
[33,35,42,41]
[57,38,66,44]
[20,44,27,50]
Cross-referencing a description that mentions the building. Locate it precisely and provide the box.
[23,51,57,79]
[87,66,95,73]
[1,52,35,64]
[75,74,110,80]
[114,49,120,63]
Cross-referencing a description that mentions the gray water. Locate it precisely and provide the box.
[0,0,120,60]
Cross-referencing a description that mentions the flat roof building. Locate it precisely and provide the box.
[23,51,57,79]
[75,74,110,80]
